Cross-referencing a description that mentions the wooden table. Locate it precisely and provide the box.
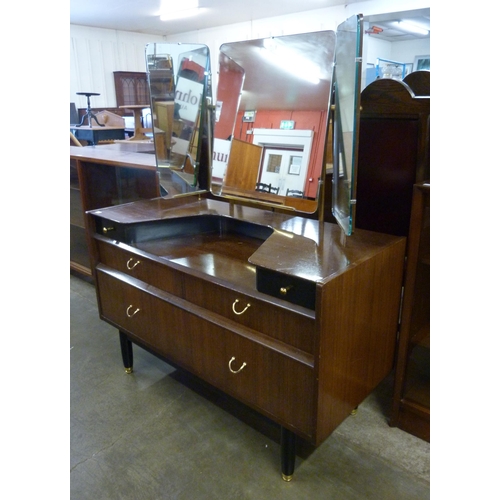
[119,105,152,141]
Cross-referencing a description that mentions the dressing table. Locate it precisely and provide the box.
[85,17,408,480]
[88,195,405,480]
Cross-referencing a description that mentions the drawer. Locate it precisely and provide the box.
[182,273,316,354]
[97,238,183,296]
[97,267,192,366]
[256,267,316,310]
[185,311,315,438]
[96,266,315,438]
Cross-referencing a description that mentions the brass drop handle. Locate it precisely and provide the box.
[228,356,247,374]
[126,258,141,270]
[232,299,251,315]
[126,305,140,318]
[280,285,293,296]
[102,226,115,234]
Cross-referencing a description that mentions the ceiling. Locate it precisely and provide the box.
[364,9,430,42]
[69,0,430,41]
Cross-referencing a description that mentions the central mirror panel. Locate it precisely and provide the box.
[145,42,211,197]
[212,31,336,213]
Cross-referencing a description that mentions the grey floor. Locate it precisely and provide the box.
[70,274,430,500]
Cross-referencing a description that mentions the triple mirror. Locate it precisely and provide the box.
[145,14,363,233]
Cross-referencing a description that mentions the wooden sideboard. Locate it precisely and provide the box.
[87,196,406,480]
[70,145,159,277]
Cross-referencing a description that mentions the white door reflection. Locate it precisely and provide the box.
[252,128,313,197]
[259,148,305,195]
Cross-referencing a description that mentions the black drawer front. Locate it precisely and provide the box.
[256,268,316,310]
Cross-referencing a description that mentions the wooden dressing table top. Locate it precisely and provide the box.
[90,197,405,284]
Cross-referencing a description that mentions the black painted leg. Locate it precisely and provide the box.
[89,111,106,127]
[75,112,89,127]
[119,331,133,373]
[280,427,296,481]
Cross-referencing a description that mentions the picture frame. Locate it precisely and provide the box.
[414,55,430,71]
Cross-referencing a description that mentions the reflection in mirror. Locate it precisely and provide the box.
[212,31,336,213]
[332,14,363,235]
[145,43,211,197]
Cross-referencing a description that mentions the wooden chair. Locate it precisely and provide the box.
[256,182,271,192]
[269,186,279,195]
[286,189,304,198]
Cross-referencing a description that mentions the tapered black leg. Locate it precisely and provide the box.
[280,427,296,481]
[119,331,133,373]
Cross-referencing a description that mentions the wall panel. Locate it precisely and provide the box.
[70,25,163,109]
[70,1,429,109]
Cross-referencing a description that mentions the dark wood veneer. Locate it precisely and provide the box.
[89,196,406,477]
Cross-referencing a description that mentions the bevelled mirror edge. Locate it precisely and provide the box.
[211,31,336,215]
[145,42,212,198]
[332,14,363,236]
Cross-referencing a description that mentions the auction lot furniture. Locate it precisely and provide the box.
[87,196,406,480]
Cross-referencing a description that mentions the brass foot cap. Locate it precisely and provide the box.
[281,473,293,482]
[125,367,133,374]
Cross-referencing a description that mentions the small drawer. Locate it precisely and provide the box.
[256,267,316,310]
[96,239,183,296]
[183,273,316,354]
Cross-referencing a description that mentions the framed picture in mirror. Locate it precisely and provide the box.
[414,55,430,71]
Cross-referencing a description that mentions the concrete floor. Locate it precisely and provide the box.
[70,274,430,499]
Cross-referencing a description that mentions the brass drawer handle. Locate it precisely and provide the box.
[228,356,247,374]
[280,285,293,296]
[126,305,140,318]
[102,226,115,234]
[126,258,141,270]
[232,299,251,315]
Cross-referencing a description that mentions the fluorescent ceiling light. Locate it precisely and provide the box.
[159,0,202,21]
[262,38,321,85]
[396,20,429,36]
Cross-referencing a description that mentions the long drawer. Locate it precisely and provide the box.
[182,273,316,354]
[97,237,316,354]
[96,265,316,438]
